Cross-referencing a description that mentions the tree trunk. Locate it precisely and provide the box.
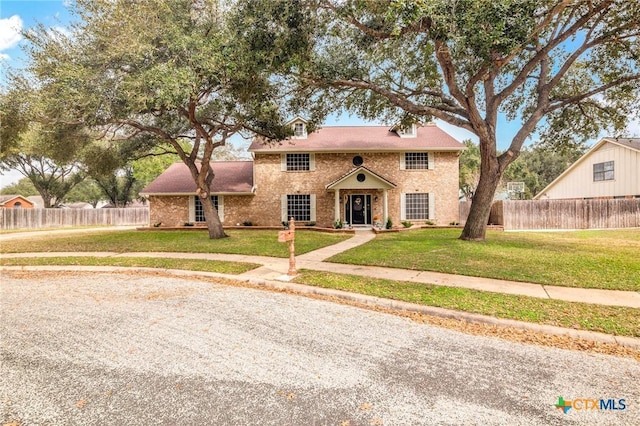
[186,157,226,239]
[200,191,227,239]
[459,153,502,241]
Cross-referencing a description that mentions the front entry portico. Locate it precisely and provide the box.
[325,166,396,226]
[346,194,371,225]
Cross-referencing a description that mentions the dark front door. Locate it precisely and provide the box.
[346,194,371,225]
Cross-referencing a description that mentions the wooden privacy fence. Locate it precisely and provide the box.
[458,201,504,226]
[0,207,149,231]
[460,199,640,230]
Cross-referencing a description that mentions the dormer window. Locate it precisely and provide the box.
[398,124,417,138]
[287,116,309,139]
[390,122,419,138]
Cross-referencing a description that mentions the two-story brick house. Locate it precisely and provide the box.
[141,119,465,228]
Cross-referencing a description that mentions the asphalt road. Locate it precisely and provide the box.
[1,271,638,425]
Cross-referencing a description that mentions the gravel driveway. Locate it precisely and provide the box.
[1,271,638,425]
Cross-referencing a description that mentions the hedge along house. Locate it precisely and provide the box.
[141,119,465,228]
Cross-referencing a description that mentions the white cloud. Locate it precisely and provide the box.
[0,15,23,52]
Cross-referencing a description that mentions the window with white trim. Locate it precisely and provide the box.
[293,122,306,138]
[281,195,316,223]
[405,152,429,169]
[593,161,614,181]
[400,152,433,170]
[194,195,219,222]
[286,153,310,171]
[398,124,416,137]
[286,194,311,221]
[405,193,430,220]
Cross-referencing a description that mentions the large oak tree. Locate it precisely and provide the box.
[243,0,640,240]
[14,0,303,238]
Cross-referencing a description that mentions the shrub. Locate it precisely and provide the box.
[305,221,316,227]
[183,222,194,226]
[425,220,435,225]
[242,221,253,226]
[385,218,392,229]
[334,219,343,229]
[402,221,412,228]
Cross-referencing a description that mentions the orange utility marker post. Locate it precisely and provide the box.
[277,217,297,276]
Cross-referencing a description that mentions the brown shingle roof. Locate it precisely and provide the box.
[604,137,640,151]
[140,161,254,195]
[249,124,464,152]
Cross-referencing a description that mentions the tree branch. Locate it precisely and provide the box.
[322,77,473,132]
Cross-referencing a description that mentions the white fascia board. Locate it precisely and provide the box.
[249,147,464,154]
[140,192,254,196]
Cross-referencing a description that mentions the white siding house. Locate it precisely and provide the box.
[535,138,640,200]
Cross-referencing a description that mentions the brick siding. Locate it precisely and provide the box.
[148,151,460,227]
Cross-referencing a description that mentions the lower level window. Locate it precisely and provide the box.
[405,193,429,220]
[287,194,311,221]
[194,195,219,222]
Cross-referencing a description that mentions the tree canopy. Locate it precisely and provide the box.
[10,0,307,237]
[241,0,640,240]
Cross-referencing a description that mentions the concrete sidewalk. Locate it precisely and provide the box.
[2,229,638,308]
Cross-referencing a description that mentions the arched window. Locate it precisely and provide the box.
[13,202,22,209]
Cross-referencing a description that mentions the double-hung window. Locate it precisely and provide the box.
[283,153,314,171]
[293,122,306,138]
[404,152,429,169]
[401,152,433,170]
[281,194,316,222]
[194,195,220,222]
[405,193,429,220]
[401,193,434,221]
[593,161,614,181]
[287,194,311,221]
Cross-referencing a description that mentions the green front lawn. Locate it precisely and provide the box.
[0,256,260,275]
[0,229,351,258]
[294,271,640,337]
[2,227,638,291]
[327,229,640,291]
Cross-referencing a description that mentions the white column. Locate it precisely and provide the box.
[383,189,389,223]
[334,189,340,222]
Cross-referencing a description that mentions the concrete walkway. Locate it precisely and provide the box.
[2,229,638,308]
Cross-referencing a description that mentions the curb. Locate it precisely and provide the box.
[3,265,639,351]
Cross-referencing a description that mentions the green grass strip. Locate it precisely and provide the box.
[294,270,640,337]
[0,256,260,275]
[0,229,351,258]
[327,229,640,291]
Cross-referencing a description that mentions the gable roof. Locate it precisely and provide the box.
[533,137,640,199]
[325,166,396,190]
[603,137,640,152]
[249,123,464,153]
[140,161,254,195]
[0,195,35,207]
